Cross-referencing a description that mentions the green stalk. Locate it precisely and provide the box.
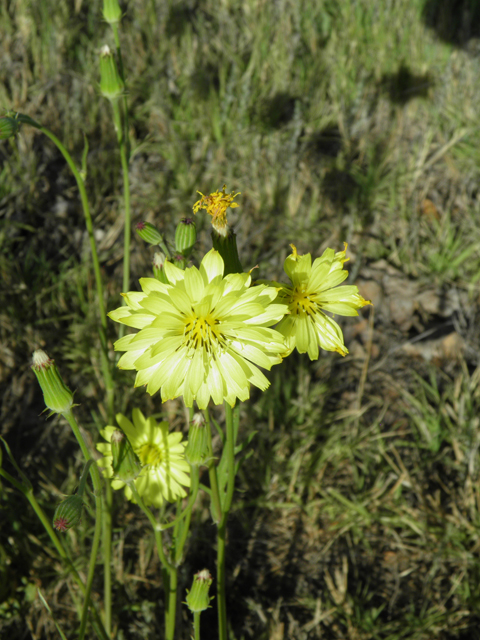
[174,467,198,562]
[0,468,109,640]
[129,483,177,640]
[63,411,103,640]
[102,483,113,636]
[15,115,115,420]
[193,612,201,640]
[110,99,131,342]
[111,23,130,163]
[216,402,238,640]
[15,114,116,635]
[204,410,222,522]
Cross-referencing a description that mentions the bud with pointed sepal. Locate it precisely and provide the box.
[31,350,74,416]
[185,569,213,613]
[99,45,124,101]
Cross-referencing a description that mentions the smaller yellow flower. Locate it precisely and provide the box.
[275,243,371,359]
[96,410,190,508]
[193,184,240,235]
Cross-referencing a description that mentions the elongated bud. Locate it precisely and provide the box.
[175,218,197,258]
[53,495,83,532]
[0,116,20,140]
[31,350,74,415]
[110,429,142,482]
[153,252,169,283]
[103,0,122,24]
[185,413,208,466]
[99,45,124,101]
[136,221,164,245]
[212,228,243,276]
[185,569,213,613]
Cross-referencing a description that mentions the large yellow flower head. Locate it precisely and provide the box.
[96,410,190,508]
[109,249,288,409]
[275,244,370,359]
[192,184,240,236]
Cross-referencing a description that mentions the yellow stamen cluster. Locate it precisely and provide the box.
[193,184,240,232]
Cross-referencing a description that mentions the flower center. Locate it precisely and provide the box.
[183,313,223,354]
[137,443,164,466]
[290,287,317,316]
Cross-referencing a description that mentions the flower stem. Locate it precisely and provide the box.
[193,612,201,640]
[0,446,108,640]
[63,411,104,640]
[129,483,177,640]
[111,22,130,163]
[216,402,238,640]
[205,410,222,522]
[15,115,115,419]
[16,114,115,635]
[174,466,198,560]
[110,99,131,341]
[102,483,113,636]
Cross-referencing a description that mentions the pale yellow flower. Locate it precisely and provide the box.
[275,244,370,359]
[96,410,190,508]
[109,249,287,409]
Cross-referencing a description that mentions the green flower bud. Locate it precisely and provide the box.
[99,45,124,101]
[175,218,197,258]
[185,569,213,613]
[135,221,164,246]
[185,413,208,466]
[211,228,243,276]
[53,495,83,532]
[153,252,170,284]
[172,253,186,270]
[110,429,142,483]
[0,116,20,140]
[31,350,74,415]
[103,0,122,24]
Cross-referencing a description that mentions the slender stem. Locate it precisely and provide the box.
[193,612,201,640]
[40,122,114,634]
[102,483,113,636]
[63,411,103,640]
[16,115,115,635]
[174,467,199,562]
[128,483,177,640]
[110,99,131,342]
[216,402,237,640]
[204,410,222,522]
[77,460,94,497]
[111,23,130,163]
[0,469,109,640]
[16,116,115,421]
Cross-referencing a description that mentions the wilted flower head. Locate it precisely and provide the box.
[96,409,190,508]
[109,249,287,409]
[274,244,370,359]
[193,185,240,236]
